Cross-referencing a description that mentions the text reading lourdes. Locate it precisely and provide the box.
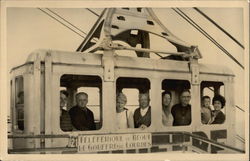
[78,133,152,152]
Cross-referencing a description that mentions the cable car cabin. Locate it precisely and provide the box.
[9,49,241,154]
[8,8,244,154]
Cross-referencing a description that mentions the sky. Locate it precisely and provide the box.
[6,7,247,143]
[7,7,245,102]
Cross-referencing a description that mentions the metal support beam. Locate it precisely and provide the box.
[45,52,53,148]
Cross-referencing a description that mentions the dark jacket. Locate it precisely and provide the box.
[211,110,225,124]
[69,106,96,130]
[133,106,151,128]
[171,103,191,126]
[60,109,73,131]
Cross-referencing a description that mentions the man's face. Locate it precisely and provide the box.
[139,93,150,109]
[203,98,210,108]
[76,94,88,108]
[162,94,171,107]
[213,100,222,111]
[60,93,67,108]
[180,91,191,106]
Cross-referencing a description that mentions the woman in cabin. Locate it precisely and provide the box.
[116,92,134,129]
[209,94,226,124]
[162,91,173,126]
[60,90,73,131]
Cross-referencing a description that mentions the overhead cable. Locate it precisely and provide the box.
[235,105,245,112]
[46,8,88,36]
[37,8,86,39]
[172,8,244,69]
[86,8,100,17]
[193,7,244,49]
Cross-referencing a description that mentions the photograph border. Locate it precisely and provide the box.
[0,0,249,161]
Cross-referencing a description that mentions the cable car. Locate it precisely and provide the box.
[8,8,245,154]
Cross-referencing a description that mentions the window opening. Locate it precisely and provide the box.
[15,76,24,131]
[162,79,191,126]
[201,81,225,124]
[60,75,102,131]
[117,16,125,21]
[116,77,151,129]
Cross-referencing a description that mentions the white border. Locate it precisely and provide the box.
[0,0,249,161]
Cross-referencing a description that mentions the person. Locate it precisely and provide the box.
[17,91,24,130]
[60,90,73,131]
[162,91,173,126]
[209,95,226,124]
[17,91,24,104]
[201,96,212,124]
[133,92,151,129]
[116,92,134,129]
[171,89,191,126]
[69,92,96,130]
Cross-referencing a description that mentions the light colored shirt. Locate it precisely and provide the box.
[116,109,134,129]
[201,106,212,124]
[162,110,174,126]
[140,106,150,117]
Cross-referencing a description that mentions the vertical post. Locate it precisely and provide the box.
[28,54,41,148]
[226,78,236,147]
[150,77,161,131]
[11,78,16,132]
[67,87,77,110]
[189,59,200,129]
[102,49,116,132]
[9,78,15,149]
[45,52,53,148]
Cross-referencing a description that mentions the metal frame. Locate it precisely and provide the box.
[8,48,237,153]
[77,8,202,60]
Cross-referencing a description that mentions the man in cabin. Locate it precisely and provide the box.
[60,90,73,131]
[69,92,96,131]
[133,92,151,129]
[171,89,192,126]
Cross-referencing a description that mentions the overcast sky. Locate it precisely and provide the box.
[7,7,245,97]
[7,7,244,68]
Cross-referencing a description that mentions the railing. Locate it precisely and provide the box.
[234,105,245,145]
[8,131,245,154]
[183,132,245,153]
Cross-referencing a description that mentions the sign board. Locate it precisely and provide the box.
[78,133,152,152]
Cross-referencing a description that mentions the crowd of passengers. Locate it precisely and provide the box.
[60,90,226,131]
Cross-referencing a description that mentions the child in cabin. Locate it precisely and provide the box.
[116,92,134,129]
[201,96,212,124]
[209,95,226,124]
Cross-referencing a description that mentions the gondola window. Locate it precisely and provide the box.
[60,74,102,131]
[15,76,24,131]
[201,81,225,125]
[161,79,191,126]
[116,77,151,129]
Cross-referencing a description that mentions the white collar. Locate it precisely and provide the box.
[140,106,149,116]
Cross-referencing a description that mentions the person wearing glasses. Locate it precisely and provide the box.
[171,89,192,126]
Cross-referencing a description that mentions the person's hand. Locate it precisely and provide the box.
[139,124,147,130]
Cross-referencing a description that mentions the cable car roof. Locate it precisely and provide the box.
[21,49,234,77]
